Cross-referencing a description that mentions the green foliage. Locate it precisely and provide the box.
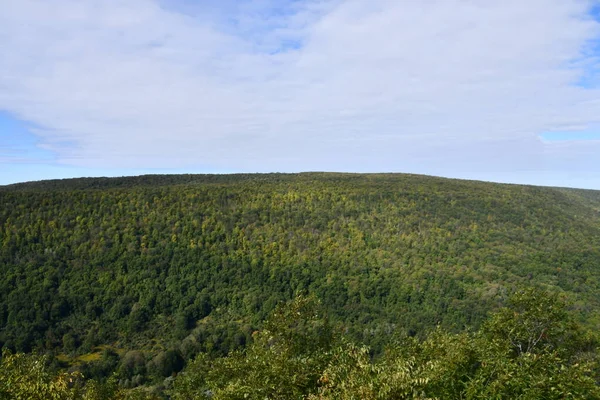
[310,289,600,399]
[2,290,600,398]
[0,350,81,399]
[0,350,160,400]
[147,349,184,378]
[171,296,336,399]
[311,341,435,400]
[171,290,600,399]
[170,290,600,399]
[465,288,600,399]
[3,173,600,393]
[482,288,590,356]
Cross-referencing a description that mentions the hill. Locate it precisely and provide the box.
[1,172,600,382]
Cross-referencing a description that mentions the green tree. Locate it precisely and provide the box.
[0,350,81,400]
[171,296,336,399]
[310,288,600,400]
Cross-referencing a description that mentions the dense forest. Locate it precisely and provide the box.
[1,172,600,396]
[2,291,600,399]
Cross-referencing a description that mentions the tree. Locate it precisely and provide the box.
[0,350,81,400]
[171,295,337,399]
[309,288,600,400]
[0,350,160,400]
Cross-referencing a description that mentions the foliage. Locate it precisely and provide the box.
[2,173,600,391]
[171,296,335,399]
[0,350,81,399]
[2,290,599,398]
[309,288,600,399]
[0,350,158,399]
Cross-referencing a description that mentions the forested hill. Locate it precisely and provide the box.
[1,173,600,375]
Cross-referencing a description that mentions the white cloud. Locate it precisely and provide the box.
[0,0,599,184]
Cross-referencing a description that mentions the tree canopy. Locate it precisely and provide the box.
[2,291,598,399]
[2,173,600,394]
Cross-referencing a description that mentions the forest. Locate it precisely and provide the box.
[1,172,600,397]
[2,290,599,399]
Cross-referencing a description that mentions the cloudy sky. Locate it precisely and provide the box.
[1,0,600,188]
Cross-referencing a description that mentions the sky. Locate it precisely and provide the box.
[1,0,600,188]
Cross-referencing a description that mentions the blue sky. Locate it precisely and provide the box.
[540,128,600,142]
[1,0,600,188]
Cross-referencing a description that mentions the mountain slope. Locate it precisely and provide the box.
[1,172,600,357]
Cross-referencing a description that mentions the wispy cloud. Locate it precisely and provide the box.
[0,0,599,181]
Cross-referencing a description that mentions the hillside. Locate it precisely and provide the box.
[1,173,600,380]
